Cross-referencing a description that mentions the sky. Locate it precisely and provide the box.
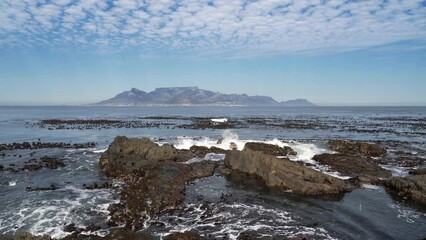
[0,0,425,106]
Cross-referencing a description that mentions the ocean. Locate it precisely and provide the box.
[0,106,425,239]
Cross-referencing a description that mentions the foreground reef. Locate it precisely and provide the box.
[1,137,425,239]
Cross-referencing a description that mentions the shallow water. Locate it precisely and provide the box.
[0,106,425,239]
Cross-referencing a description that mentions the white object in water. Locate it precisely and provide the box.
[211,118,228,123]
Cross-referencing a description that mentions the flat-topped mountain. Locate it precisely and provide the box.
[93,87,315,106]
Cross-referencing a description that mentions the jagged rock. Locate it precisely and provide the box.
[313,153,392,180]
[101,136,218,230]
[0,232,51,240]
[224,148,354,195]
[244,142,296,156]
[99,136,179,177]
[82,182,113,190]
[189,145,228,157]
[329,140,386,157]
[164,231,206,240]
[108,161,217,229]
[386,175,426,206]
[40,156,65,169]
[409,168,426,175]
[26,184,58,192]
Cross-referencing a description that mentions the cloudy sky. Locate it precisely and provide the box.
[1,0,425,105]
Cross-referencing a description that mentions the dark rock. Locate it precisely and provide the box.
[329,140,386,157]
[409,168,426,175]
[22,164,43,172]
[0,232,51,240]
[225,148,354,195]
[164,231,206,240]
[26,184,58,192]
[64,223,79,233]
[61,228,154,240]
[0,164,3,171]
[40,156,65,169]
[189,145,228,157]
[83,182,113,190]
[100,137,219,230]
[0,141,96,151]
[313,153,392,180]
[99,136,179,177]
[244,142,296,156]
[386,175,426,206]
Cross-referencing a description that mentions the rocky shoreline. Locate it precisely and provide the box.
[25,115,426,137]
[1,137,425,239]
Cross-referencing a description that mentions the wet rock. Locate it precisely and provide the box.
[189,145,228,157]
[40,156,65,169]
[386,175,426,206]
[409,168,426,175]
[225,148,354,195]
[61,228,154,240]
[0,141,96,151]
[101,137,219,230]
[244,142,296,156]
[0,164,4,171]
[21,163,42,172]
[26,184,58,192]
[164,231,206,240]
[329,140,386,157]
[0,232,51,240]
[99,136,179,177]
[82,182,113,190]
[313,153,392,180]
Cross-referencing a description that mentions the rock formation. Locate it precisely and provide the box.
[329,140,386,157]
[224,148,354,195]
[386,175,426,206]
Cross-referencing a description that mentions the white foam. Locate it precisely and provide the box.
[361,184,381,190]
[155,202,337,240]
[174,130,246,151]
[8,181,16,186]
[0,186,117,239]
[211,118,228,123]
[379,164,410,177]
[93,148,108,153]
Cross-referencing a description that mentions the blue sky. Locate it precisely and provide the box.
[0,0,425,105]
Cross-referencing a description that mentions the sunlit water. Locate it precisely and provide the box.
[0,106,425,239]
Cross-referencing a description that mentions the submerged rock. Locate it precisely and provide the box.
[224,148,354,195]
[386,175,426,206]
[244,142,296,156]
[164,231,206,240]
[313,153,392,180]
[329,140,386,157]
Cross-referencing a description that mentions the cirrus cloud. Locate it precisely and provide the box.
[0,0,425,57]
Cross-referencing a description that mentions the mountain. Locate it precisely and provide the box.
[280,99,316,106]
[93,87,315,106]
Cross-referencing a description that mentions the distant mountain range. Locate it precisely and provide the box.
[93,87,316,106]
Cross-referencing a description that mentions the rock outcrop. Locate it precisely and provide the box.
[100,136,218,230]
[312,153,392,180]
[244,142,296,156]
[386,175,426,206]
[329,140,386,157]
[224,148,354,195]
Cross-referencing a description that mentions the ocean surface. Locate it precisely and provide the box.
[0,106,425,239]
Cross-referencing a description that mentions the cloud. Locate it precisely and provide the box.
[0,0,425,57]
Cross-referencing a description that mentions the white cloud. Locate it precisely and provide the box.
[0,0,425,56]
